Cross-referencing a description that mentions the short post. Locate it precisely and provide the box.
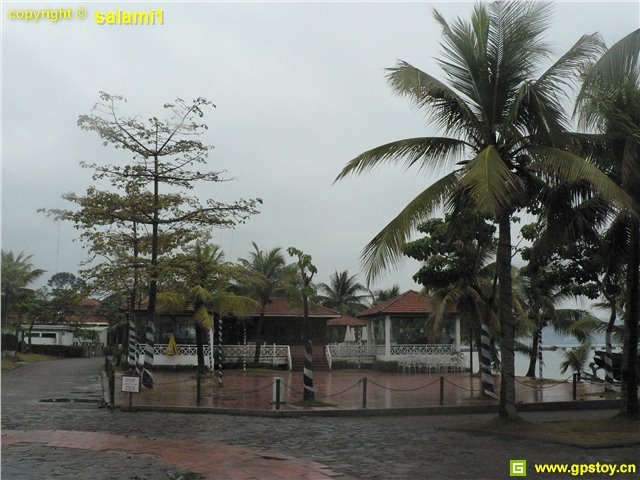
[361,377,368,409]
[572,373,577,400]
[108,362,115,405]
[197,373,201,406]
[439,376,444,406]
[303,339,315,401]
[275,378,281,410]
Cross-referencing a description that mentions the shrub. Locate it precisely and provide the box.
[1,333,19,351]
[330,360,360,370]
[28,344,85,357]
[371,360,399,372]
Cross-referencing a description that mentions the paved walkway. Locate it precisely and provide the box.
[109,367,610,411]
[2,358,638,479]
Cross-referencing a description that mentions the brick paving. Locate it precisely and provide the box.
[2,358,639,480]
[110,367,609,411]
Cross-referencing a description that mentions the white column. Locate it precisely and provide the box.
[384,315,391,358]
[455,316,461,352]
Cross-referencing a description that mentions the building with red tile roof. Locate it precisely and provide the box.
[356,290,460,359]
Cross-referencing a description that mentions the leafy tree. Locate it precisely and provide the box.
[286,247,318,341]
[45,272,86,323]
[238,242,286,363]
[317,270,369,315]
[403,209,498,396]
[56,93,261,388]
[336,2,627,418]
[1,251,45,332]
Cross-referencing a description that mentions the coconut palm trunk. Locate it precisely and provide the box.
[621,219,639,415]
[604,299,617,392]
[498,213,517,418]
[525,324,542,379]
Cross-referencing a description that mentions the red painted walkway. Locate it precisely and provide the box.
[2,430,338,480]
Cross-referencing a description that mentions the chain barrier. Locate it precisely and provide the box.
[200,381,275,398]
[367,377,441,392]
[317,381,361,399]
[443,378,479,392]
[282,381,304,395]
[513,375,573,389]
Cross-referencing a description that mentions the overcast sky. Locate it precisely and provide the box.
[2,1,639,295]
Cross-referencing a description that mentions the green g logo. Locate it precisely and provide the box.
[510,460,527,477]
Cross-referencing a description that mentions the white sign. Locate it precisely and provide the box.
[121,375,140,393]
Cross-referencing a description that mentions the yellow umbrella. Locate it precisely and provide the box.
[165,335,178,356]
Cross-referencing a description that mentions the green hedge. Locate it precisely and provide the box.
[2,333,19,351]
[371,360,399,372]
[28,344,85,357]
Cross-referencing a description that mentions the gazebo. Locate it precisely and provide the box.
[356,290,461,360]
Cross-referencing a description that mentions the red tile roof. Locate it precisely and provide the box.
[326,315,367,327]
[357,290,456,317]
[263,298,340,318]
[138,297,340,319]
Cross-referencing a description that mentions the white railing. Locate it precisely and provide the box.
[328,343,456,359]
[135,343,291,368]
[326,343,382,358]
[390,344,456,356]
[325,345,333,369]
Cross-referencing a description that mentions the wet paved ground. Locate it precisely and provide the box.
[2,358,639,479]
[111,367,609,410]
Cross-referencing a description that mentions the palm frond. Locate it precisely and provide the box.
[531,146,636,212]
[194,305,212,331]
[361,172,459,284]
[459,145,523,215]
[190,285,212,304]
[577,29,640,102]
[385,61,484,140]
[335,137,468,182]
[213,293,258,319]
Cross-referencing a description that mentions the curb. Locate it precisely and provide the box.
[118,399,620,417]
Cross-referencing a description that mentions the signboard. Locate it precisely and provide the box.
[121,375,140,393]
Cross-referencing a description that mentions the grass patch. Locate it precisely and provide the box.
[2,353,57,370]
[449,416,639,448]
[292,399,337,408]
[521,377,568,385]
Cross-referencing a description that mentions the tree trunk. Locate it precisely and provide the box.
[475,303,496,396]
[127,221,140,371]
[621,218,639,416]
[604,296,616,392]
[253,307,265,364]
[143,154,160,389]
[525,324,542,379]
[195,322,205,374]
[497,212,517,419]
[303,293,310,341]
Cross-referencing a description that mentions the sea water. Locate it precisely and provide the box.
[515,329,619,380]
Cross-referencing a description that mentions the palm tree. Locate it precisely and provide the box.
[160,243,257,374]
[371,285,401,305]
[335,2,628,418]
[574,29,640,415]
[238,242,286,364]
[515,268,600,379]
[560,343,592,379]
[317,270,369,315]
[1,251,46,331]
